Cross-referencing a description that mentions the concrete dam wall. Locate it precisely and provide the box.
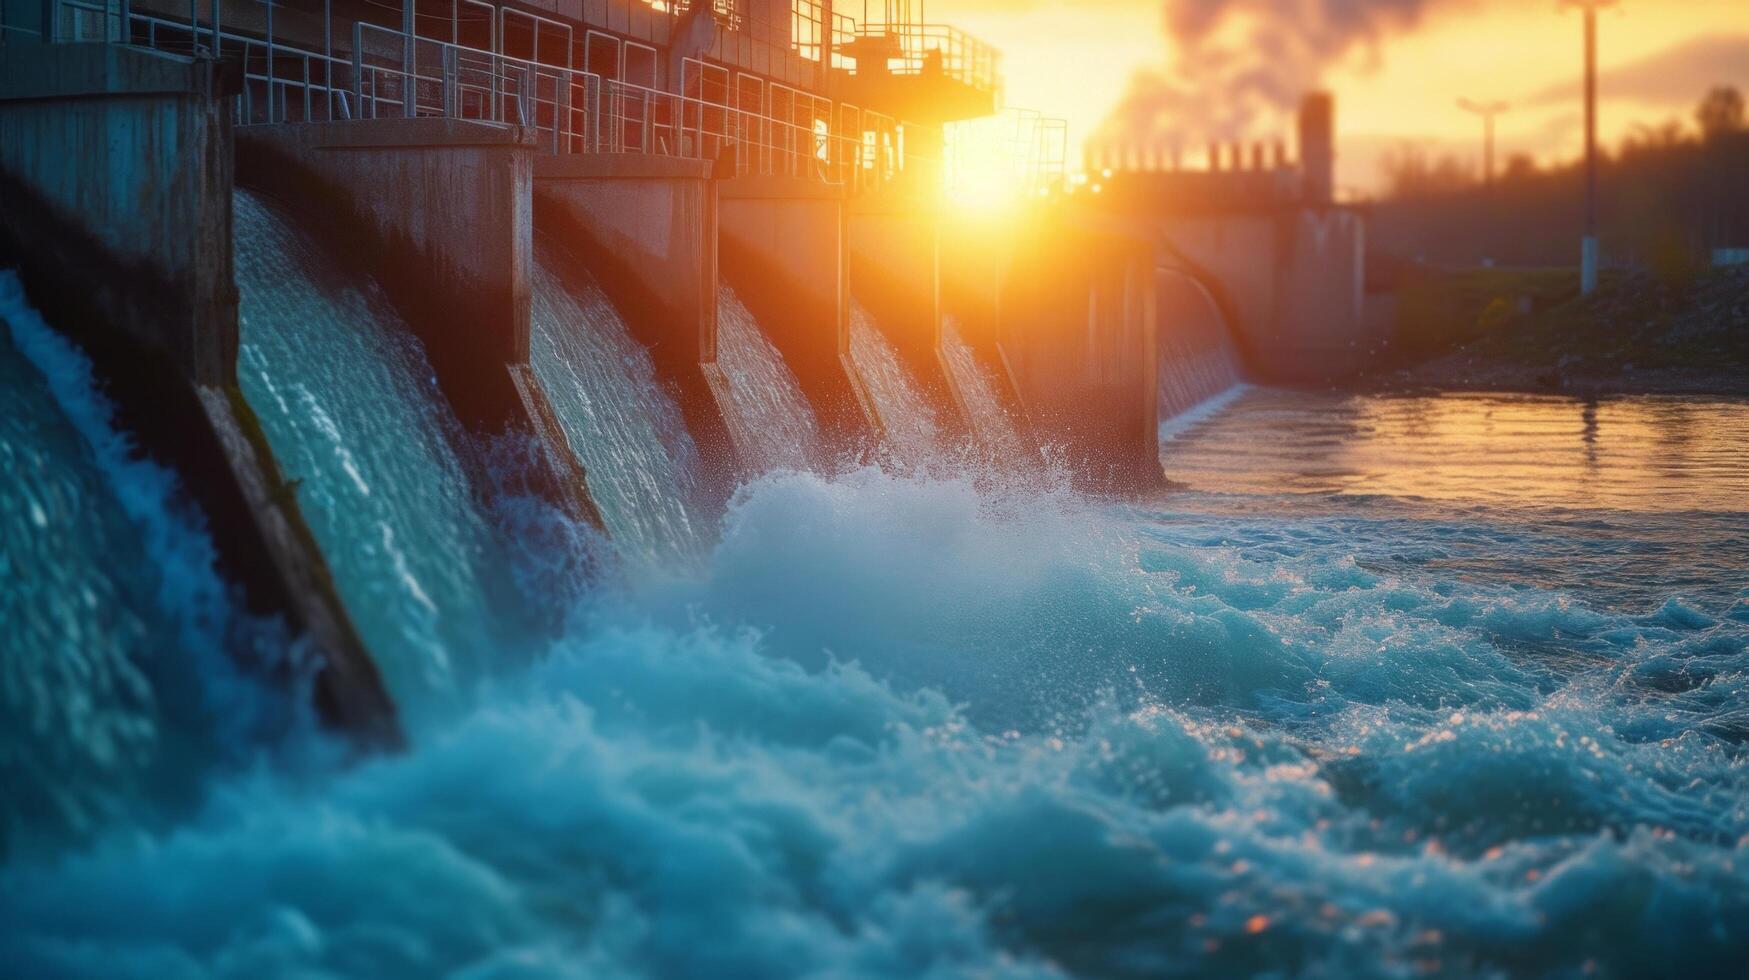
[0,31,1376,750]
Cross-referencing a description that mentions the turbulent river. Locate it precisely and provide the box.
[2,266,1746,978]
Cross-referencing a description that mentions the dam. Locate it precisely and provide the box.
[9,3,1744,977]
[0,0,1370,739]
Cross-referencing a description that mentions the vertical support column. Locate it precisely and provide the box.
[997,214,1162,491]
[847,194,968,437]
[533,153,741,495]
[1298,92,1334,207]
[235,118,601,527]
[1580,6,1601,295]
[0,43,399,744]
[719,173,873,453]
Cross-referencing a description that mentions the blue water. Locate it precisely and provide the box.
[529,237,711,569]
[233,190,528,718]
[0,272,297,861]
[6,263,1749,980]
[1156,270,1243,423]
[713,284,822,473]
[942,314,1028,461]
[850,301,951,469]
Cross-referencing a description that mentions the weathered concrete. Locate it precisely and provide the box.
[235,118,601,528]
[1154,268,1242,421]
[235,120,529,423]
[0,42,236,384]
[534,154,740,492]
[847,197,970,438]
[0,43,400,746]
[998,214,1162,491]
[718,174,875,451]
[1154,208,1373,384]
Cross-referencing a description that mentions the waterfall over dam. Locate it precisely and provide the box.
[941,314,1027,460]
[1156,269,1245,425]
[710,285,823,474]
[0,272,293,859]
[530,238,712,568]
[849,301,950,468]
[235,191,528,716]
[5,23,1749,976]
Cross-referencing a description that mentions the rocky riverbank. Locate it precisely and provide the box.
[1379,265,1749,396]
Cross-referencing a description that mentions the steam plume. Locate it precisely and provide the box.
[1097,0,1470,148]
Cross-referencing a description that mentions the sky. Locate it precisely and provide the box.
[927,0,1749,194]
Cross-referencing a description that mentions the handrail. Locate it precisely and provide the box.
[35,0,121,43]
[350,21,600,155]
[854,21,1000,97]
[125,11,936,193]
[130,11,355,124]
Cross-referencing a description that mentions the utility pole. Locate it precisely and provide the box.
[1565,0,1618,296]
[1457,98,1510,187]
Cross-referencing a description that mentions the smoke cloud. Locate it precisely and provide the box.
[1097,0,1470,148]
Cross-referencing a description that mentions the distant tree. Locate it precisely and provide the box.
[1621,118,1688,157]
[1380,144,1473,199]
[1501,153,1538,182]
[1696,85,1745,142]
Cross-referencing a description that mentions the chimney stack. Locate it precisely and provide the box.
[1298,92,1335,205]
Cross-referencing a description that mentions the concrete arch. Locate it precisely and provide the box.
[1154,265,1243,421]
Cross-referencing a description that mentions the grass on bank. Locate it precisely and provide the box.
[1390,263,1749,381]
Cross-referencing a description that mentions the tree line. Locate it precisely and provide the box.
[1370,86,1748,274]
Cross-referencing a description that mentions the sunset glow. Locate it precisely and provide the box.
[933,0,1749,192]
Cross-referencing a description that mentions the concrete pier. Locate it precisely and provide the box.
[848,198,971,437]
[939,212,1032,448]
[235,118,601,527]
[534,154,739,492]
[998,215,1162,490]
[718,175,876,451]
[1155,208,1371,383]
[0,43,399,745]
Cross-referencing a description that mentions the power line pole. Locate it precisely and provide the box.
[1565,0,1618,296]
[1457,98,1510,187]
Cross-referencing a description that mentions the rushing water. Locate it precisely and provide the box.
[1156,271,1243,422]
[849,301,949,467]
[529,238,710,567]
[712,285,821,473]
[234,191,522,717]
[0,272,294,860]
[7,273,1749,980]
[941,314,1028,460]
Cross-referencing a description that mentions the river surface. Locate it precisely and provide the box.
[1161,388,1749,614]
[3,367,1746,977]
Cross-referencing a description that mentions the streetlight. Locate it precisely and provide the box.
[1457,98,1510,187]
[1564,0,1619,296]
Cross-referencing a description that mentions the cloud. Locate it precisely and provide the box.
[1523,33,1749,110]
[1095,0,1474,147]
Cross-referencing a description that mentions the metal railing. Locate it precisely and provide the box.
[855,21,999,97]
[130,12,357,124]
[673,56,901,190]
[56,0,117,41]
[790,1,858,73]
[350,22,600,155]
[4,0,122,43]
[124,11,931,193]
